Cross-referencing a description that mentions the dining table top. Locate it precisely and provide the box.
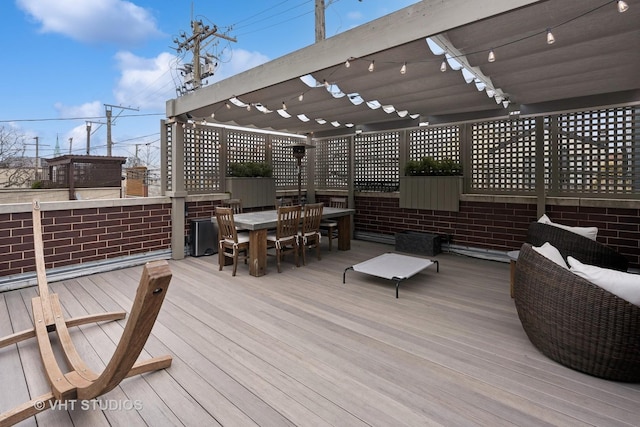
[225,206,355,231]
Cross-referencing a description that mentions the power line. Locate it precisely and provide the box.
[0,113,164,124]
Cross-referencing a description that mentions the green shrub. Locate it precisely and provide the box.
[404,157,462,176]
[228,162,272,177]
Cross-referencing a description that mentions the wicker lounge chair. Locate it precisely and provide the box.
[513,243,640,382]
[525,222,628,271]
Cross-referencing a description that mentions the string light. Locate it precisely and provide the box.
[617,1,629,12]
[209,3,628,130]
[546,28,555,44]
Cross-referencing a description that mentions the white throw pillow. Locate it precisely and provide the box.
[567,256,640,306]
[532,242,568,269]
[538,214,598,241]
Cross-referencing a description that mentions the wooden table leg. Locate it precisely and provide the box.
[249,229,267,276]
[337,215,351,251]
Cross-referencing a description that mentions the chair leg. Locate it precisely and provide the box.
[328,226,334,251]
[294,242,300,267]
[218,247,224,271]
[276,248,282,273]
[301,238,307,266]
[232,249,238,276]
[316,235,321,260]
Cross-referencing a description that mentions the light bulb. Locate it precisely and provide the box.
[323,79,329,88]
[618,1,629,12]
[282,101,287,111]
[298,93,304,101]
[440,60,447,72]
[368,60,375,72]
[210,112,215,118]
[345,59,351,68]
[246,104,251,111]
[400,63,407,74]
[225,102,231,109]
[488,49,496,63]
[546,29,555,45]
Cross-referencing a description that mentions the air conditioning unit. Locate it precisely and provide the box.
[190,218,217,256]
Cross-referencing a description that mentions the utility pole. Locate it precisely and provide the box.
[68,137,73,154]
[104,104,139,157]
[85,120,107,155]
[315,0,326,42]
[174,14,236,93]
[33,136,39,180]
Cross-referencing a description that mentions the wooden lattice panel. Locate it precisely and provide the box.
[554,107,638,196]
[184,126,221,193]
[470,118,537,193]
[354,131,400,192]
[272,136,306,189]
[409,126,459,162]
[315,137,349,189]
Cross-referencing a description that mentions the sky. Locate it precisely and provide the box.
[0,0,419,169]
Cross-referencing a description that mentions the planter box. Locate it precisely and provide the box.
[225,177,276,208]
[399,176,462,212]
[395,231,441,256]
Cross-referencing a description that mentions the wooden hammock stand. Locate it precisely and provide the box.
[0,200,173,426]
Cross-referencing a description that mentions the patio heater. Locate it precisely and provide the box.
[288,142,315,204]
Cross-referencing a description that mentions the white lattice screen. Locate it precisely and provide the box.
[470,118,537,193]
[272,136,307,188]
[409,126,459,162]
[315,137,349,189]
[354,132,400,192]
[163,105,639,198]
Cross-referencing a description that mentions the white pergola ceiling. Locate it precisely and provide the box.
[166,0,640,136]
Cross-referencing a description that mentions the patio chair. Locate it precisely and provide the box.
[267,205,301,272]
[526,221,628,271]
[320,197,347,251]
[299,203,323,265]
[0,201,173,425]
[514,243,640,382]
[215,206,250,276]
[275,197,294,207]
[222,198,243,214]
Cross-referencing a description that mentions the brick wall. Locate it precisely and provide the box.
[353,195,640,268]
[0,203,171,278]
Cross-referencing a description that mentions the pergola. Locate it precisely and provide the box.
[166,0,640,136]
[163,0,640,258]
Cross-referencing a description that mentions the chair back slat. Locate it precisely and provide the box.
[329,197,347,208]
[215,207,238,242]
[277,205,301,239]
[223,198,243,214]
[302,203,323,234]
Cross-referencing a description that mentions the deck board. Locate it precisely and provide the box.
[1,240,639,426]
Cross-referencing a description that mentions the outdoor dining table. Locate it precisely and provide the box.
[226,206,355,277]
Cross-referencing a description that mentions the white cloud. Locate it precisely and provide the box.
[54,101,103,119]
[209,49,270,83]
[110,48,270,111]
[113,51,179,110]
[16,0,163,46]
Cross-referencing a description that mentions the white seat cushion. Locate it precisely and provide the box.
[532,242,568,269]
[568,256,640,306]
[538,214,598,241]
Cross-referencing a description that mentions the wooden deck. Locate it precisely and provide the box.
[1,240,639,426]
